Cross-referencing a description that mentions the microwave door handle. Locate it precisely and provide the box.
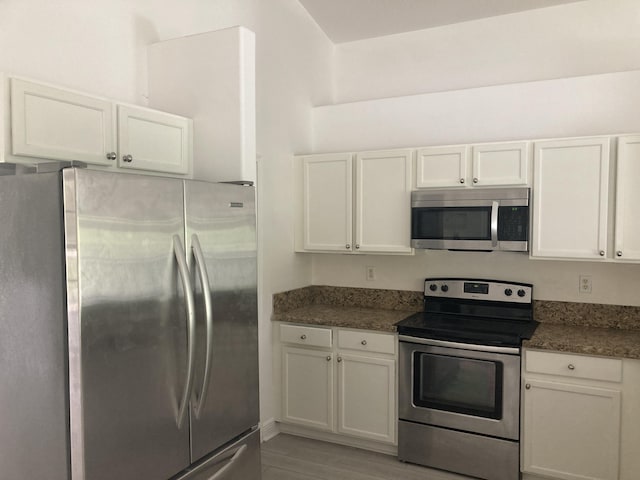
[491,201,499,248]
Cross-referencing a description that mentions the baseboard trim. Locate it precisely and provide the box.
[277,422,398,456]
[260,418,280,442]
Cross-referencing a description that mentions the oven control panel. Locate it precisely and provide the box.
[424,278,532,303]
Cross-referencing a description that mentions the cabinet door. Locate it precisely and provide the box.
[11,78,115,166]
[281,346,334,431]
[615,136,640,262]
[302,153,353,252]
[355,149,412,253]
[117,105,190,175]
[416,145,468,188]
[532,137,610,259]
[337,353,396,444]
[472,142,528,186]
[522,379,621,480]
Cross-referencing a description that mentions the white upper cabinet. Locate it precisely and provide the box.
[11,78,116,166]
[416,141,528,188]
[117,105,191,175]
[355,149,412,254]
[471,142,529,186]
[301,153,353,252]
[296,149,413,255]
[614,135,640,262]
[416,145,468,188]
[7,76,191,176]
[532,137,610,260]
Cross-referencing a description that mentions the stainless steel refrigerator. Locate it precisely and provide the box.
[0,167,261,480]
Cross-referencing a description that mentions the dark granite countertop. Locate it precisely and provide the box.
[272,304,415,332]
[524,323,640,359]
[272,286,640,360]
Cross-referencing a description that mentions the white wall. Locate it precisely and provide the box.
[308,0,640,307]
[311,253,640,307]
[333,0,640,103]
[0,0,333,430]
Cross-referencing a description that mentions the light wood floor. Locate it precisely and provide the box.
[260,433,464,480]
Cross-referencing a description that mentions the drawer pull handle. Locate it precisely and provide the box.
[525,384,531,390]
[326,356,331,361]
[300,334,307,340]
[361,340,367,346]
[337,356,342,363]
[568,364,575,370]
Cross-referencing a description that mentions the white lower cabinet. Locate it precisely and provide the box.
[522,349,640,480]
[278,324,397,446]
[282,346,334,431]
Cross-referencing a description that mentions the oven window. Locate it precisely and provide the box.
[413,353,503,419]
[412,207,491,240]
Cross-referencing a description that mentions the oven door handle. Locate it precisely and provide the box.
[490,200,499,248]
[398,335,520,355]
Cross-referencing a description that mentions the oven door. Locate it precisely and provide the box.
[399,337,521,440]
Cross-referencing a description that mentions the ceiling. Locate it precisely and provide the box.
[299,0,585,43]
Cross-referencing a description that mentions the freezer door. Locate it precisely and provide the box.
[0,172,69,480]
[64,169,191,480]
[172,428,261,480]
[184,181,259,461]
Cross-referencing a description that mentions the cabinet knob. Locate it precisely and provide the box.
[326,356,331,361]
[525,384,531,390]
[300,334,307,340]
[599,250,605,256]
[346,244,351,250]
[106,152,117,161]
[122,154,133,163]
[337,356,342,363]
[568,364,575,370]
[459,178,465,184]
[361,340,367,346]
[617,251,623,257]
[473,177,479,184]
[355,244,360,250]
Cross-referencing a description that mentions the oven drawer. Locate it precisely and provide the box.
[337,329,395,355]
[280,324,332,348]
[525,350,622,383]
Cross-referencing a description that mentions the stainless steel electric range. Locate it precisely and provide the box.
[395,278,538,480]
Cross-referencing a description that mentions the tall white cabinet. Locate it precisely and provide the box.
[300,153,353,252]
[531,137,610,259]
[614,135,640,262]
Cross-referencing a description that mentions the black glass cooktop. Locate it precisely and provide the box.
[396,311,539,347]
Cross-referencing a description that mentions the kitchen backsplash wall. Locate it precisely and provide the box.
[310,250,640,307]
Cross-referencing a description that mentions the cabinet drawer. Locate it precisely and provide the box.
[337,329,395,355]
[526,350,622,383]
[280,324,332,348]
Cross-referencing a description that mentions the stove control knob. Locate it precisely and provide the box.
[504,288,513,297]
[429,284,438,292]
[517,289,526,298]
[441,284,449,292]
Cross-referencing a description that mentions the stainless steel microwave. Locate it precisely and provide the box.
[411,187,530,252]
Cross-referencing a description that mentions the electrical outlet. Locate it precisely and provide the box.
[366,266,376,281]
[579,275,592,294]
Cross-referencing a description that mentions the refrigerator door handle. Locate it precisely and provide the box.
[173,234,197,429]
[191,234,214,418]
[207,444,248,480]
